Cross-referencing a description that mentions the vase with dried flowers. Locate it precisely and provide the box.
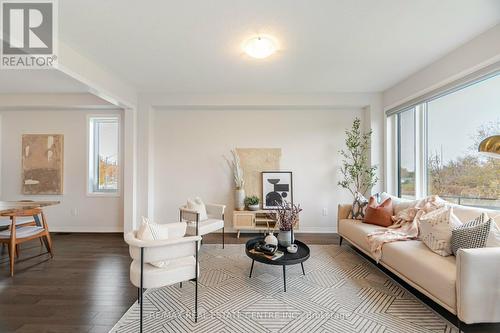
[225,149,245,210]
[273,201,302,246]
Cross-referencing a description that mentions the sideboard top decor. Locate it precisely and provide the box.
[22,134,64,195]
[225,149,244,190]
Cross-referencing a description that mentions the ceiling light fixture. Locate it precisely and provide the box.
[243,36,277,59]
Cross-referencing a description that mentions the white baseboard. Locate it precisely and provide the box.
[51,226,124,233]
[219,226,337,234]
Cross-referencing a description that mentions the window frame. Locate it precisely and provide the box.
[86,114,121,197]
[388,72,500,208]
[396,107,417,199]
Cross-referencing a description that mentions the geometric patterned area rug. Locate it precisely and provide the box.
[110,244,458,333]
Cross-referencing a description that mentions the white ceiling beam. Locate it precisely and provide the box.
[57,42,137,109]
[0,93,119,110]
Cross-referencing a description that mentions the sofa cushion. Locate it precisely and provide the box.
[381,240,457,310]
[363,197,393,227]
[452,213,500,255]
[338,218,382,254]
[418,206,462,256]
[451,204,500,227]
[186,218,224,236]
[380,192,419,214]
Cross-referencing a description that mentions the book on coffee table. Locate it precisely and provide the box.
[249,249,284,261]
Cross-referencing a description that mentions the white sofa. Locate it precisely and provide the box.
[337,198,500,325]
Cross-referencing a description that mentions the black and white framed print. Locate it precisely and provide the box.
[262,171,293,209]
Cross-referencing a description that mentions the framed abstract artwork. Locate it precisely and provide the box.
[22,134,64,195]
[262,171,293,209]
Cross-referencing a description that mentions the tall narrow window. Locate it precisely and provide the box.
[88,116,120,194]
[397,108,416,199]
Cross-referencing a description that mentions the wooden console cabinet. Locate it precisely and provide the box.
[233,210,299,238]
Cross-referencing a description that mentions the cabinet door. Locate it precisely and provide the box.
[233,214,254,228]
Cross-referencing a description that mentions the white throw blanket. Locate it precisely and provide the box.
[366,196,444,262]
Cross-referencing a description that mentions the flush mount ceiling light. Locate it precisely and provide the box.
[243,36,277,59]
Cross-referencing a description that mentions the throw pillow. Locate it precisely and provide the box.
[187,197,208,221]
[137,216,169,241]
[350,192,368,220]
[451,213,500,255]
[137,217,187,268]
[418,206,462,256]
[363,197,393,227]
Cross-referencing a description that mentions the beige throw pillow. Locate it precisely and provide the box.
[418,206,462,256]
[187,197,208,221]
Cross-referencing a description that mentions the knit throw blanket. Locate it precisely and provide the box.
[366,196,444,262]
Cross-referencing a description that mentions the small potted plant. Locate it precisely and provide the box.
[274,201,302,246]
[244,196,260,211]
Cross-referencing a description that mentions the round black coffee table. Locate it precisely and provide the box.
[245,237,310,292]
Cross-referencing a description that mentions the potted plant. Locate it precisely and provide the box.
[225,149,245,210]
[273,201,302,246]
[338,117,378,219]
[244,196,260,211]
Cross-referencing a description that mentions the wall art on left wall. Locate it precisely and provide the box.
[22,134,64,195]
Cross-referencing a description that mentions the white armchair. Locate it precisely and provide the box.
[125,227,202,332]
[180,203,226,248]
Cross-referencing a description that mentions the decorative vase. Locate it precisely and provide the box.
[235,188,245,211]
[248,204,259,211]
[264,232,278,246]
[278,230,293,247]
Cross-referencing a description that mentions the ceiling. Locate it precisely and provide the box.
[39,1,500,94]
[0,70,90,93]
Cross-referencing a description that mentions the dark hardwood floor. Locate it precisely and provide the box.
[0,232,496,333]
[0,233,136,333]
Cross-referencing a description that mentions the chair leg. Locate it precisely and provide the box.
[222,227,225,249]
[9,241,15,277]
[44,234,54,257]
[195,277,198,323]
[339,236,343,246]
[41,212,54,257]
[15,244,19,258]
[179,282,182,288]
[140,247,144,333]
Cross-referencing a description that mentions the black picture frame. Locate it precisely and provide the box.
[262,171,293,210]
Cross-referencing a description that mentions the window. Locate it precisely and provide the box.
[392,73,500,209]
[397,108,416,199]
[88,116,120,195]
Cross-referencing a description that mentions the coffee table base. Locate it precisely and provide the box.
[248,260,306,292]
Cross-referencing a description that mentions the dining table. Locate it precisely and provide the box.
[0,200,60,226]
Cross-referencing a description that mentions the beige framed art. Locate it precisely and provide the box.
[22,134,64,195]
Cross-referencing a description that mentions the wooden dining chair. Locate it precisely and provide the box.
[0,208,53,276]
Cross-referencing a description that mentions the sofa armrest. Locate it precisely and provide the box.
[206,203,225,219]
[337,204,352,221]
[456,247,500,324]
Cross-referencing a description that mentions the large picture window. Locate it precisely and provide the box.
[393,73,500,209]
[88,116,120,195]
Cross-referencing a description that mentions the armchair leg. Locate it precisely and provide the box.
[222,227,225,249]
[195,277,198,323]
[140,247,144,333]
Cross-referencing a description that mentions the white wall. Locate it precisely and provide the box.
[383,24,500,109]
[0,109,124,232]
[152,108,365,233]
